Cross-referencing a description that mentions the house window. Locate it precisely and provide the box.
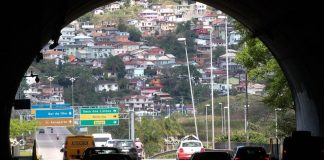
[136,99,139,101]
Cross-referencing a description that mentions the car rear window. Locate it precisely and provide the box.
[182,142,202,147]
[236,147,266,157]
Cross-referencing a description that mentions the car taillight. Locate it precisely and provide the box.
[179,148,184,152]
[200,147,205,152]
[234,157,240,160]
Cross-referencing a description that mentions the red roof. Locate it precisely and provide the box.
[118,41,139,46]
[146,47,164,55]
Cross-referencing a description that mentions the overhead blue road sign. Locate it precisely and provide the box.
[36,109,74,119]
[51,104,71,109]
[31,104,51,109]
[32,104,71,109]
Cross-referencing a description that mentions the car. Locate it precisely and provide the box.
[231,146,271,160]
[81,147,121,160]
[176,135,205,160]
[84,153,133,160]
[107,139,139,160]
[38,129,45,134]
[190,151,232,160]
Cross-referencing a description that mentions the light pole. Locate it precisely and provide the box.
[244,105,250,143]
[178,37,198,139]
[207,26,215,149]
[219,102,224,134]
[275,108,282,139]
[205,104,210,148]
[245,69,249,143]
[275,108,281,159]
[219,15,231,150]
[67,76,78,106]
[46,76,56,108]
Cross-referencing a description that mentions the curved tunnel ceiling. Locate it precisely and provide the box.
[1,0,323,158]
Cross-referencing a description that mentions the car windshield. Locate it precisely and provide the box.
[182,142,201,147]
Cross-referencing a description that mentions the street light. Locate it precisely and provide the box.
[219,15,231,150]
[67,76,78,106]
[178,37,199,139]
[46,76,56,108]
[205,25,215,149]
[205,104,210,148]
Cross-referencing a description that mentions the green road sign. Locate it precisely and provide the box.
[80,120,119,126]
[80,108,119,126]
[80,108,119,114]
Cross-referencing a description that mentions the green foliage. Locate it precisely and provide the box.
[93,5,143,25]
[234,22,295,136]
[135,116,185,157]
[118,22,142,41]
[144,68,157,77]
[161,65,201,102]
[10,119,37,138]
[215,130,268,144]
[105,56,126,80]
[213,46,225,61]
[78,12,94,23]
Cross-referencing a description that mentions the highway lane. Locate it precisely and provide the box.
[36,127,72,160]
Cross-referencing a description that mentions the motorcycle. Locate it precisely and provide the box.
[136,147,144,159]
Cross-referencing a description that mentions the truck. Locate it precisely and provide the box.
[92,133,112,147]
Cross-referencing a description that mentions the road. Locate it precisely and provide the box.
[36,127,72,160]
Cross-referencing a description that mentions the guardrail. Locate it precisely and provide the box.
[148,149,229,159]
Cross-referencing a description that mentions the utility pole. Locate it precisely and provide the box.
[181,96,184,115]
[130,106,135,140]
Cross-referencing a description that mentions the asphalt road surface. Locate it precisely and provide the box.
[36,127,72,160]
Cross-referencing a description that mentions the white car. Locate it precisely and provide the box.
[176,135,205,160]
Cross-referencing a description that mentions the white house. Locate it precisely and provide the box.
[139,9,158,20]
[95,81,119,92]
[122,95,154,111]
[59,26,76,45]
[229,31,241,45]
[105,2,121,12]
[90,46,113,58]
[94,9,104,15]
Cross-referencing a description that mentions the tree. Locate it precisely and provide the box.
[10,119,37,138]
[234,22,296,136]
[105,56,126,80]
[213,46,225,61]
[144,67,157,77]
[127,26,142,42]
[118,21,142,41]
